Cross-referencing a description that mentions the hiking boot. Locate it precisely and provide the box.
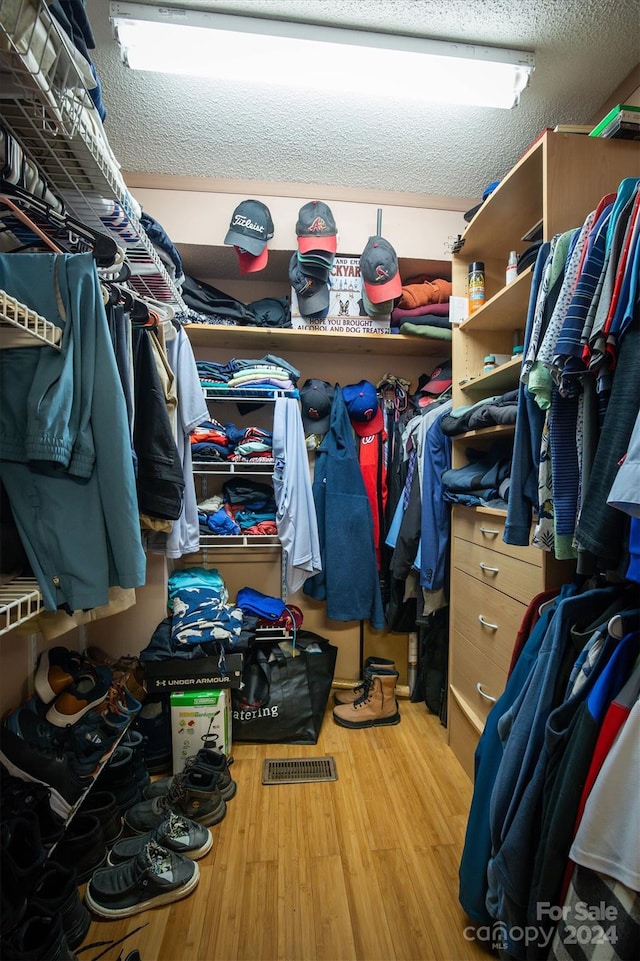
[124,766,226,833]
[34,647,86,705]
[333,668,401,729]
[0,728,93,817]
[46,667,112,728]
[30,861,90,951]
[144,748,236,802]
[54,814,107,883]
[1,911,78,961]
[85,841,199,919]
[78,790,123,845]
[333,657,397,705]
[108,811,212,864]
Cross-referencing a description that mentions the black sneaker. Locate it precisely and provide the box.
[124,766,226,834]
[1,768,65,848]
[1,812,46,936]
[108,811,212,864]
[78,790,123,845]
[0,728,92,818]
[94,746,145,812]
[144,748,236,802]
[85,841,199,919]
[54,813,107,883]
[30,861,90,951]
[1,910,78,961]
[132,696,172,774]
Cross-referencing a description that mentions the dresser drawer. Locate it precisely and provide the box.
[453,538,542,604]
[453,506,542,566]
[447,689,480,781]
[450,569,525,669]
[450,629,507,726]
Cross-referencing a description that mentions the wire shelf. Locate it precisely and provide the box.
[0,577,43,636]
[0,286,61,347]
[0,0,186,308]
[201,386,300,402]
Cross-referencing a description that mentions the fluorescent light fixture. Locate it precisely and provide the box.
[109,2,535,109]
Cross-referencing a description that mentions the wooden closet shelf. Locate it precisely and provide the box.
[185,324,449,357]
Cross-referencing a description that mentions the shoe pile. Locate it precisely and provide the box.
[1,809,89,961]
[0,646,145,818]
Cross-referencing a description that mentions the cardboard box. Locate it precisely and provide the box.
[143,653,244,694]
[171,689,231,773]
[291,255,392,334]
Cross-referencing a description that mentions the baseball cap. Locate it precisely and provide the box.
[296,200,338,254]
[361,282,393,318]
[360,236,402,304]
[234,244,268,274]
[289,253,330,317]
[342,380,384,436]
[224,199,274,255]
[299,379,335,434]
[463,180,500,223]
[414,360,453,407]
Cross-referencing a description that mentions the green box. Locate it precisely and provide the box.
[170,689,231,773]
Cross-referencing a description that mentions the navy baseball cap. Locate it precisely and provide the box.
[289,253,330,317]
[342,380,384,436]
[296,200,338,254]
[360,236,402,304]
[300,379,335,434]
[224,199,274,255]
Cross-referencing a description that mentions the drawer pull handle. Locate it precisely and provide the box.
[479,562,500,574]
[476,682,497,704]
[479,526,500,536]
[478,614,499,630]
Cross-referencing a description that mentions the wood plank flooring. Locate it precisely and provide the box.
[78,699,490,961]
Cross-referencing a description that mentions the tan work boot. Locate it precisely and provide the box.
[332,668,400,728]
[333,657,396,705]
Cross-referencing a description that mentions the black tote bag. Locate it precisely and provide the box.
[231,630,338,744]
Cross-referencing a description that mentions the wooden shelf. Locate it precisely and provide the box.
[458,357,522,395]
[451,424,516,441]
[458,268,532,333]
[185,324,448,357]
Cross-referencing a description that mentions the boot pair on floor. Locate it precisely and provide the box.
[333,657,400,728]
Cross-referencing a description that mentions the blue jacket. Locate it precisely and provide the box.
[304,388,384,629]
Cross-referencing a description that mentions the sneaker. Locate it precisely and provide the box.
[85,841,199,919]
[34,647,86,705]
[132,696,172,774]
[4,703,106,776]
[108,812,212,864]
[0,911,78,961]
[145,749,236,802]
[94,746,145,812]
[54,814,107,883]
[1,768,65,848]
[78,790,123,845]
[124,766,226,834]
[46,667,112,728]
[1,812,46,934]
[30,861,90,951]
[0,728,93,818]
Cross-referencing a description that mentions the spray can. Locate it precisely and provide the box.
[468,261,485,314]
[506,250,518,285]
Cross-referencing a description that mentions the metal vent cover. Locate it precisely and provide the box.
[262,756,338,785]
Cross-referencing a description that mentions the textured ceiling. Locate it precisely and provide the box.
[86,0,640,202]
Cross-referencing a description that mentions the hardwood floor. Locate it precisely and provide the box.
[79,699,491,961]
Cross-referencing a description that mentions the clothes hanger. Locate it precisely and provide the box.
[0,181,119,267]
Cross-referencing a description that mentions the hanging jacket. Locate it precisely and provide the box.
[303,388,384,629]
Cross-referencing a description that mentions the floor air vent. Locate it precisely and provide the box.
[262,757,338,785]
